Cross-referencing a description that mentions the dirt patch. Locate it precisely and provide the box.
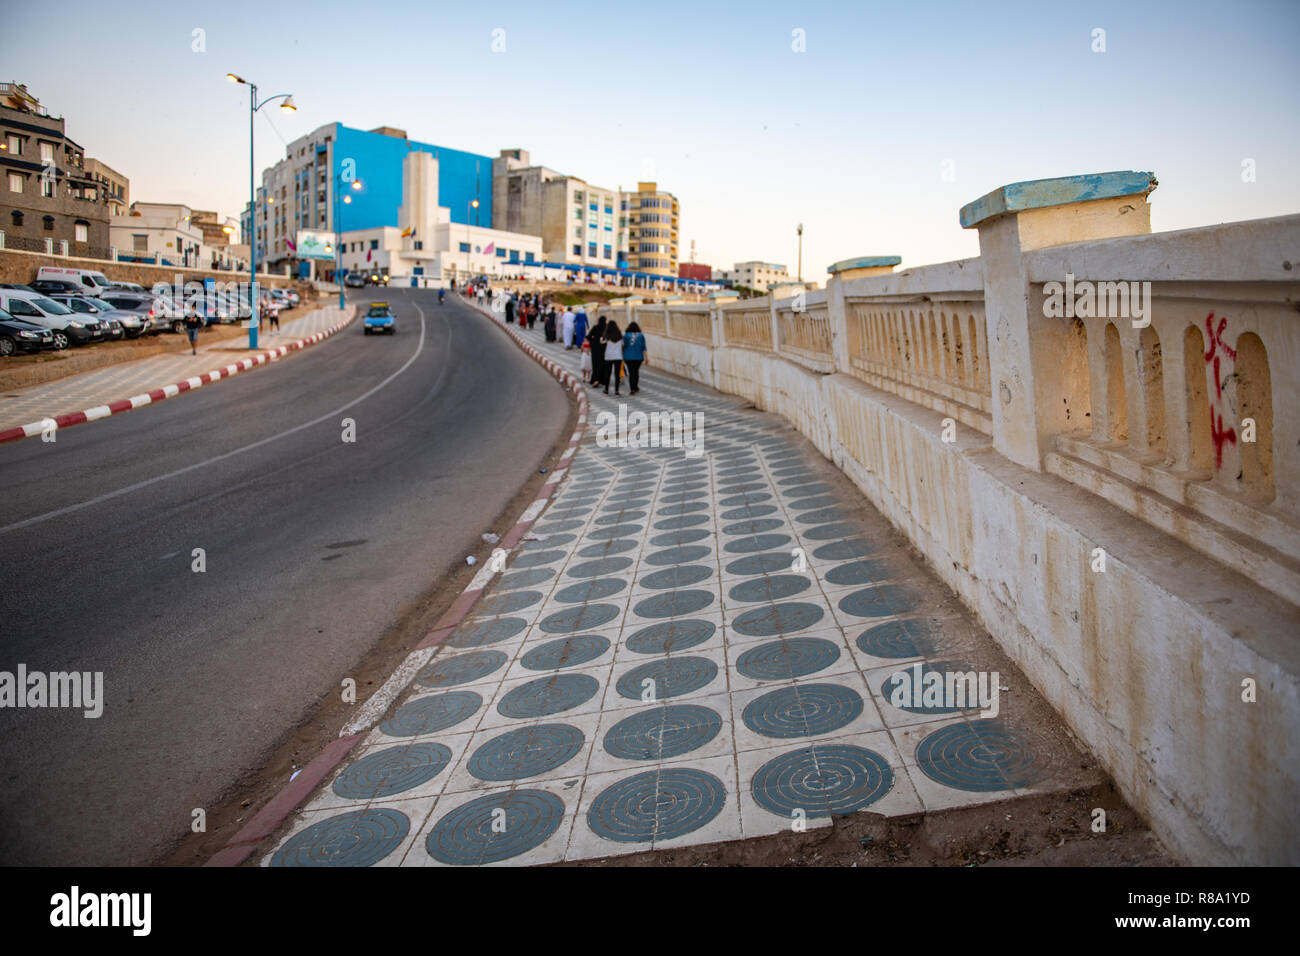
[555,783,1174,867]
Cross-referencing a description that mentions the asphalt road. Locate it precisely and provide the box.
[0,288,571,865]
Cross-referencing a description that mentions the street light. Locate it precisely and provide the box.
[796,223,804,283]
[227,73,295,349]
[465,198,479,279]
[335,178,362,308]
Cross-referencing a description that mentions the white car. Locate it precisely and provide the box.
[0,289,106,349]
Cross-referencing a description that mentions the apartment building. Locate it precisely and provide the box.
[0,82,111,256]
[718,260,796,292]
[83,158,130,217]
[492,149,625,270]
[110,202,205,267]
[625,181,678,276]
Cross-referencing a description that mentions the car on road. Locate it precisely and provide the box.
[0,308,55,356]
[344,273,366,288]
[0,289,106,349]
[363,302,396,335]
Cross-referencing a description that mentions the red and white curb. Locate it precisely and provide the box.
[0,308,357,446]
[205,295,587,867]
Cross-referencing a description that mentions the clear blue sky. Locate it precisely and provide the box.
[4,0,1297,277]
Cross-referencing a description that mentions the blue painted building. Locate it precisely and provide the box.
[252,122,492,270]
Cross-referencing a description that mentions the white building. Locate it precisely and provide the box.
[718,260,796,292]
[337,152,542,287]
[110,202,205,268]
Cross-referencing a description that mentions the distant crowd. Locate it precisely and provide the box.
[456,279,648,396]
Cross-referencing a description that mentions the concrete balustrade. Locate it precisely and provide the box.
[631,170,1300,865]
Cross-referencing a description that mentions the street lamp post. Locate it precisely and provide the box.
[465,198,479,279]
[796,223,804,283]
[227,74,295,350]
[334,176,362,309]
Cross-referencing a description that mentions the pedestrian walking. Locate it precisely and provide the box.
[580,338,592,379]
[573,310,588,353]
[623,321,647,394]
[183,307,203,356]
[561,308,576,348]
[544,307,557,342]
[587,315,608,387]
[505,295,516,325]
[604,320,624,395]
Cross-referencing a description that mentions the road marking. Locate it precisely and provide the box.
[0,297,429,536]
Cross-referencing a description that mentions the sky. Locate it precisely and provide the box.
[3,0,1298,278]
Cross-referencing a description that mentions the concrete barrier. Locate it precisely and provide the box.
[637,170,1300,865]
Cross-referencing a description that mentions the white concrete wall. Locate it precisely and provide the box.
[641,205,1300,866]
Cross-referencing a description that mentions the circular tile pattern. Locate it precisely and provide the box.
[553,578,627,603]
[794,507,849,525]
[645,546,713,567]
[616,656,718,700]
[720,492,772,507]
[333,742,452,799]
[857,619,934,658]
[603,704,723,761]
[655,514,710,530]
[425,790,564,865]
[751,744,893,818]
[466,723,586,781]
[587,768,726,843]
[914,721,1043,791]
[380,691,482,737]
[446,617,528,649]
[510,549,567,569]
[658,502,710,516]
[726,552,798,576]
[588,523,643,540]
[497,673,600,718]
[785,494,839,511]
[539,603,621,633]
[723,533,792,554]
[535,518,584,533]
[417,650,508,688]
[722,518,785,536]
[625,619,716,654]
[577,539,638,558]
[728,574,812,603]
[782,482,833,497]
[595,510,646,524]
[824,559,892,587]
[567,557,634,578]
[734,636,841,681]
[521,634,611,671]
[880,662,972,714]
[813,538,873,561]
[520,533,575,551]
[731,602,825,637]
[498,568,556,591]
[650,529,711,547]
[632,589,715,619]
[473,591,542,617]
[838,585,917,618]
[803,521,861,540]
[639,565,713,590]
[272,808,409,867]
[742,683,864,739]
[721,504,779,521]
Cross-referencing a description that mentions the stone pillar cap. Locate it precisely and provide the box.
[959,170,1157,229]
[827,256,901,275]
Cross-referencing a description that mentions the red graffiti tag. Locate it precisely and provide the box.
[1204,312,1237,399]
[1209,407,1236,468]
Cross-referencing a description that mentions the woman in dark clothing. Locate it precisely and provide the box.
[603,320,624,395]
[587,316,608,387]
[623,321,647,394]
[544,306,557,342]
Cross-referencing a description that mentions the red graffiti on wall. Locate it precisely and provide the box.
[1203,312,1237,468]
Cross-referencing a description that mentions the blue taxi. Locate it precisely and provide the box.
[363,301,396,335]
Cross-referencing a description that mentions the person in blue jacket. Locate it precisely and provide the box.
[623,321,647,394]
[572,310,588,357]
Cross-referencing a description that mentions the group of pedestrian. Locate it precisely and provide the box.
[582,316,647,395]
[504,291,544,330]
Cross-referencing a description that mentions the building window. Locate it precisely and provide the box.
[7,171,21,193]
[572,244,580,256]
[5,133,20,155]
[10,211,22,227]
[133,234,147,252]
[588,244,597,258]
[41,177,55,198]
[495,247,506,258]
[370,239,378,249]
[42,215,55,231]
[413,240,423,250]
[525,252,535,263]
[459,242,470,253]
[39,141,54,164]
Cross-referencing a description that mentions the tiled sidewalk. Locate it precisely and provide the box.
[263,315,1098,867]
[0,306,343,433]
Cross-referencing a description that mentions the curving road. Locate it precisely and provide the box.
[0,288,570,865]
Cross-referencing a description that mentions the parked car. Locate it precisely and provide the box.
[363,302,396,335]
[0,307,55,356]
[108,281,146,293]
[0,283,37,293]
[0,289,105,348]
[36,266,114,294]
[97,295,160,335]
[344,274,366,288]
[48,294,142,339]
[29,279,84,295]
